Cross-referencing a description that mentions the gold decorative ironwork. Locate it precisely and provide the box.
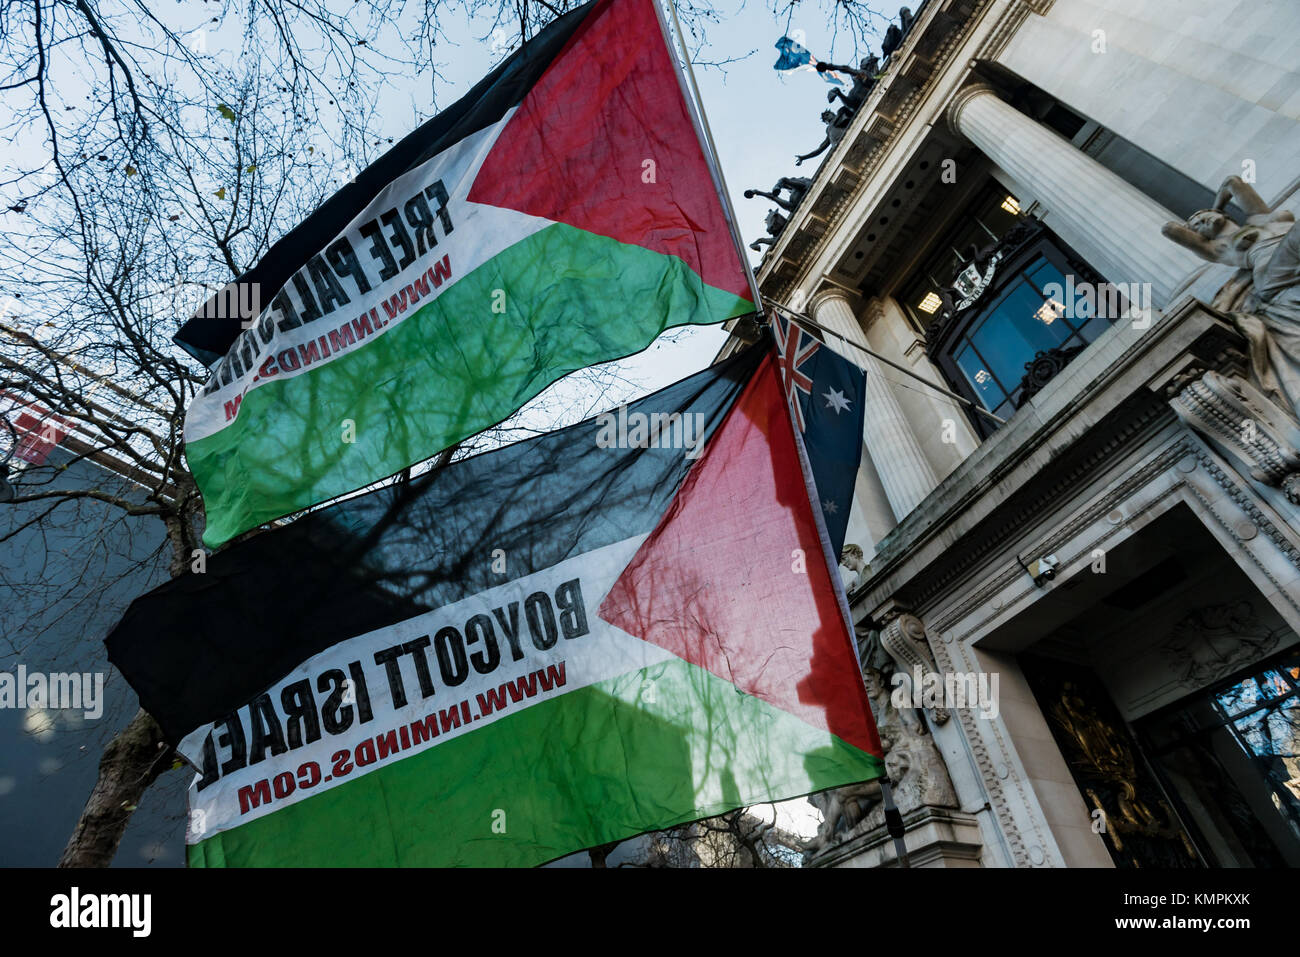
[1051,682,1197,861]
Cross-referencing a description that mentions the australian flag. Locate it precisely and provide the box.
[773,35,845,86]
[772,314,866,555]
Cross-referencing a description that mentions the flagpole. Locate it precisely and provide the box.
[772,320,909,868]
[763,297,1009,427]
[879,779,912,867]
[660,1,908,867]
[655,0,764,314]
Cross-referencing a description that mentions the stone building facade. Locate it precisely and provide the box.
[729,0,1300,867]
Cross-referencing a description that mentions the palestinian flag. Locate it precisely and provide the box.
[178,0,754,548]
[106,341,883,867]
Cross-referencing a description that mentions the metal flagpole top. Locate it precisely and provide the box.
[655,0,765,319]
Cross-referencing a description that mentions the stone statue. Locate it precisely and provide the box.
[881,23,903,58]
[743,176,812,213]
[817,54,879,84]
[817,54,880,110]
[808,777,883,850]
[795,109,851,167]
[804,624,958,858]
[899,6,915,34]
[838,543,866,592]
[748,208,788,252]
[1162,175,1300,417]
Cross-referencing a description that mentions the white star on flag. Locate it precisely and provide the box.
[823,387,852,414]
[823,499,838,514]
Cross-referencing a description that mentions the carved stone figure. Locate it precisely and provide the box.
[818,54,880,110]
[764,208,788,236]
[795,109,851,167]
[881,23,903,58]
[818,53,880,84]
[899,6,915,33]
[748,208,789,252]
[743,176,812,213]
[838,543,866,591]
[1162,176,1300,418]
[807,777,883,850]
[805,620,958,857]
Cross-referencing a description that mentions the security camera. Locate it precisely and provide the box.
[1017,553,1058,586]
[1027,554,1058,585]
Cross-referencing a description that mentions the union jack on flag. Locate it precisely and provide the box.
[772,314,820,432]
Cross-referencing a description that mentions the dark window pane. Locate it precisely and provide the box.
[1026,258,1066,294]
[956,343,1006,409]
[969,278,1072,385]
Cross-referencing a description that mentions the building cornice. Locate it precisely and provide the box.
[754,0,1052,303]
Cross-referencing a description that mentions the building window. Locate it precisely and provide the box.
[1138,650,1300,867]
[948,250,1110,422]
[921,215,1118,437]
[897,183,1023,331]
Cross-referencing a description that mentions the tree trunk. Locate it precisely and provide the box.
[588,841,619,868]
[58,707,173,867]
[60,505,193,867]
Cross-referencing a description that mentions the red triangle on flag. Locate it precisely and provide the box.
[467,0,751,301]
[598,351,883,758]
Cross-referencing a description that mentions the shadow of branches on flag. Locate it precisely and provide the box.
[106,343,880,867]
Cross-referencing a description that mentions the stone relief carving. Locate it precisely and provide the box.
[879,613,950,726]
[1161,599,1281,690]
[805,616,957,857]
[1170,369,1300,502]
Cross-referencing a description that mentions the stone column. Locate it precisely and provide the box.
[810,289,939,521]
[947,84,1203,309]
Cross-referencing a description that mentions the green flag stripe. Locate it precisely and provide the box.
[188,221,752,547]
[186,656,883,867]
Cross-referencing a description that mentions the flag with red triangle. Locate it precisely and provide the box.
[176,0,755,547]
[105,339,884,867]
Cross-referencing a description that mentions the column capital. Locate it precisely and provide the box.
[945,82,998,138]
[807,285,859,316]
[864,296,887,329]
